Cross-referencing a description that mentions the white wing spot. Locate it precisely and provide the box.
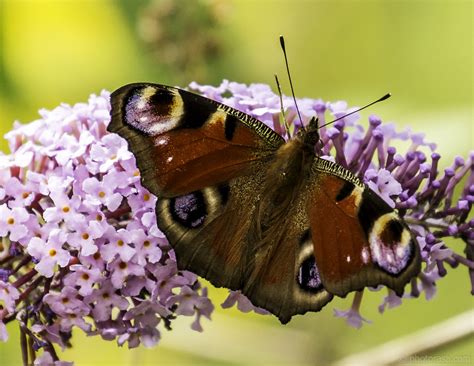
[361,247,370,264]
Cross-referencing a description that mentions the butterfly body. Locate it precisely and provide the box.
[109,83,421,323]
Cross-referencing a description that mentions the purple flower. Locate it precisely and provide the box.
[42,192,82,225]
[334,292,371,329]
[128,228,162,266]
[27,230,72,278]
[167,286,214,332]
[378,289,403,313]
[87,134,133,174]
[63,265,103,296]
[148,261,189,301]
[84,280,129,322]
[122,299,171,347]
[82,174,123,212]
[67,218,105,256]
[100,227,136,263]
[221,290,269,315]
[0,281,20,312]
[34,351,73,366]
[43,286,87,315]
[58,307,92,333]
[365,168,402,207]
[3,177,36,208]
[0,320,8,342]
[109,257,145,289]
[0,204,29,241]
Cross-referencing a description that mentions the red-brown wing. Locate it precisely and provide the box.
[108,83,286,300]
[108,83,284,197]
[242,220,334,324]
[308,159,421,297]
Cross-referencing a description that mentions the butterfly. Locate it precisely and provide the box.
[108,83,421,324]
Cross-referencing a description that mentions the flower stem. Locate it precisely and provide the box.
[20,324,28,366]
[13,269,37,289]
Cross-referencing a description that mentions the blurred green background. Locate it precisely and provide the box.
[0,0,472,365]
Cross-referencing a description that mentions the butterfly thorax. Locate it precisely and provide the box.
[246,134,316,291]
[253,135,315,242]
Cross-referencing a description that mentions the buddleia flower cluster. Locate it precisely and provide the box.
[0,81,472,363]
[0,91,213,364]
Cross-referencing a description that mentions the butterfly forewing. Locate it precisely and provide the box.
[109,83,284,198]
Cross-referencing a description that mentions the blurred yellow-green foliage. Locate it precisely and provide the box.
[0,0,472,365]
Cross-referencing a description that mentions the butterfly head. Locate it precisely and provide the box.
[297,116,320,151]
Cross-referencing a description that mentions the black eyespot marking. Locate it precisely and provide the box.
[169,191,207,228]
[178,89,217,128]
[336,181,355,202]
[224,115,238,141]
[298,256,323,292]
[389,219,404,239]
[299,229,311,246]
[358,188,392,238]
[149,88,174,115]
[380,219,404,247]
[217,184,230,205]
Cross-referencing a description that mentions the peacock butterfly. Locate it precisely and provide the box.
[107,82,421,324]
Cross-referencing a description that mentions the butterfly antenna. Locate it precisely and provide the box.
[280,35,305,131]
[319,93,391,129]
[274,74,291,138]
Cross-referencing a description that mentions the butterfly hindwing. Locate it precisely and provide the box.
[155,172,267,290]
[309,158,421,297]
[109,83,284,198]
[243,196,334,324]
